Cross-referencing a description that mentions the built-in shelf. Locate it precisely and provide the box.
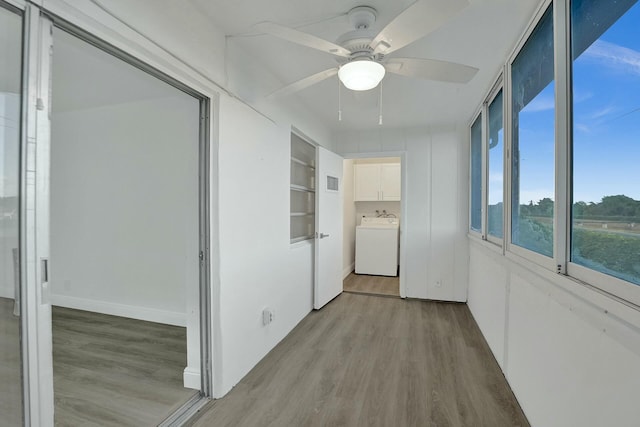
[290,235,314,244]
[291,156,316,169]
[290,133,316,243]
[290,184,315,193]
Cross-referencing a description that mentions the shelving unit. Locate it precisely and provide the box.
[290,134,316,243]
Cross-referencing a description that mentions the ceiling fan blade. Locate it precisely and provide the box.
[385,58,478,83]
[255,22,351,58]
[371,0,469,55]
[267,68,339,98]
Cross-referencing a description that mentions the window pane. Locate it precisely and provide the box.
[470,114,482,232]
[488,90,504,238]
[511,6,555,257]
[571,0,640,285]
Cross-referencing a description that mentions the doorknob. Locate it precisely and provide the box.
[319,233,330,239]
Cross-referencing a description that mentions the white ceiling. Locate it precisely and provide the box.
[189,0,541,132]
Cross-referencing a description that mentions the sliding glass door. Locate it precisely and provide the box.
[1,3,212,424]
[0,4,24,426]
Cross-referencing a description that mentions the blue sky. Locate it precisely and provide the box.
[514,1,640,205]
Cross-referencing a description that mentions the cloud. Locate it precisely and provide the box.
[583,40,640,76]
[522,94,555,113]
[573,90,593,103]
[589,105,615,119]
[574,123,591,134]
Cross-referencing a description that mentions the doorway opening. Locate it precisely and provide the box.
[342,156,404,297]
[48,26,206,425]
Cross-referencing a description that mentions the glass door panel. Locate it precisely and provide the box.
[0,4,24,426]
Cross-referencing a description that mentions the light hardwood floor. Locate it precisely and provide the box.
[188,293,529,427]
[343,272,400,297]
[52,307,197,426]
[0,297,22,427]
[0,302,196,427]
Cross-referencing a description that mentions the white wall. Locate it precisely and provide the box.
[215,95,317,395]
[468,241,640,427]
[50,94,200,327]
[342,159,356,278]
[335,127,468,302]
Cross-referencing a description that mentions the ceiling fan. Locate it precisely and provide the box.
[256,0,479,98]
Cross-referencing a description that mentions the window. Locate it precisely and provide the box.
[487,90,504,239]
[290,133,316,242]
[570,0,640,286]
[510,5,555,257]
[470,114,483,233]
[469,0,640,305]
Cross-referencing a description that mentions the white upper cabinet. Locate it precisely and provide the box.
[354,163,401,201]
[380,163,401,201]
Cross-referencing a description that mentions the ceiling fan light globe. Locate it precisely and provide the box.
[338,61,385,91]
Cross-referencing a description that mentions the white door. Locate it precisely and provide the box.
[314,147,343,309]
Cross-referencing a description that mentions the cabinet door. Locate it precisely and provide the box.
[380,163,401,201]
[353,164,380,201]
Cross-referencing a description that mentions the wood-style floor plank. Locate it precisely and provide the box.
[52,307,197,427]
[188,293,529,427]
[0,297,22,427]
[343,272,400,297]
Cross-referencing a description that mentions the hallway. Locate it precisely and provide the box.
[189,293,528,427]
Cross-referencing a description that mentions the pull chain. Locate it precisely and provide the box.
[338,76,342,121]
[378,80,383,125]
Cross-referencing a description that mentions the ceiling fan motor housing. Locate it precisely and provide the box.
[348,6,377,29]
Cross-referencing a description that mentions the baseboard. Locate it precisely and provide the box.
[50,294,186,327]
[343,263,355,280]
[183,367,201,390]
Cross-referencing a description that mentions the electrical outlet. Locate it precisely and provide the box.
[262,308,274,326]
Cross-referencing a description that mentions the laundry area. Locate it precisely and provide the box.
[342,157,402,297]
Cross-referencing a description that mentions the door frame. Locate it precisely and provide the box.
[342,151,408,298]
[15,1,218,424]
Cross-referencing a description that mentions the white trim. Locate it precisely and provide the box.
[485,79,505,247]
[553,0,571,275]
[567,263,640,310]
[468,109,483,237]
[507,244,556,272]
[183,367,201,390]
[49,294,187,327]
[1,0,26,10]
[21,8,55,426]
[342,262,355,280]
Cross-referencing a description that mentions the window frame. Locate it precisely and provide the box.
[563,0,640,307]
[470,0,640,308]
[504,0,558,272]
[468,108,484,239]
[484,82,506,246]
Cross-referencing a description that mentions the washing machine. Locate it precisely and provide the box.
[355,217,399,276]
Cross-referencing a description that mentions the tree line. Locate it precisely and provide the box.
[519,194,640,221]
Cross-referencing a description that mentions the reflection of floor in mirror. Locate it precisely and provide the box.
[53,307,197,427]
[0,297,22,427]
